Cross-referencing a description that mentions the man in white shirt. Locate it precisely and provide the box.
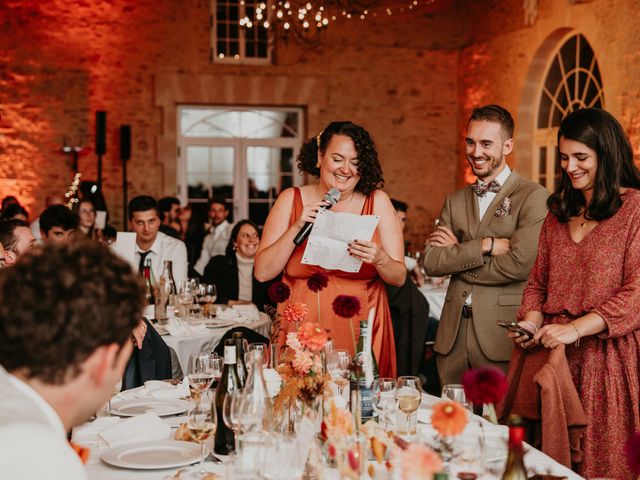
[129,195,188,285]
[0,242,143,480]
[194,197,233,275]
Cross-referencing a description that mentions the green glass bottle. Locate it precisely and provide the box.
[502,415,527,480]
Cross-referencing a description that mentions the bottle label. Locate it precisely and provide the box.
[224,345,237,364]
[356,381,374,419]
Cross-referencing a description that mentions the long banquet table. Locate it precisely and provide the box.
[73,389,584,480]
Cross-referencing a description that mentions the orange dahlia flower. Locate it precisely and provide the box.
[431,401,468,436]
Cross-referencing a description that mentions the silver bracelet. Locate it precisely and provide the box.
[522,320,539,334]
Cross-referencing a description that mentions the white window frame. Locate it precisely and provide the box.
[210,0,272,65]
[176,105,304,221]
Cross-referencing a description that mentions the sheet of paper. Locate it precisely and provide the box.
[301,209,379,272]
[112,232,137,271]
[95,210,107,230]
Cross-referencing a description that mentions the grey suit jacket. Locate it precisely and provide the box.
[423,171,549,362]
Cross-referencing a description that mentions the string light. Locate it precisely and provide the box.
[239,1,436,47]
[64,173,82,209]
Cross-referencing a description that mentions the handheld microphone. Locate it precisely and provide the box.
[293,188,341,246]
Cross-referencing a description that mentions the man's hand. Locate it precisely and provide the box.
[428,226,459,247]
[132,320,147,350]
[482,237,511,256]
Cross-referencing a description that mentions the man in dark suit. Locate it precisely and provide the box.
[424,105,549,386]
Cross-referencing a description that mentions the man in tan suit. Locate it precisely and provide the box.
[424,105,548,386]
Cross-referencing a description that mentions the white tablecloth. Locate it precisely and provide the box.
[74,392,583,479]
[160,312,271,373]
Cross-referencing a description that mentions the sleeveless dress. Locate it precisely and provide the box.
[278,188,397,378]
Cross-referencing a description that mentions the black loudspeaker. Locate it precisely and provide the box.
[120,125,131,161]
[95,111,107,155]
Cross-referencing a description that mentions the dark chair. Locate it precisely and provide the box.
[212,326,270,356]
[122,318,173,390]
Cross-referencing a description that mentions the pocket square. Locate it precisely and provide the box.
[495,197,512,217]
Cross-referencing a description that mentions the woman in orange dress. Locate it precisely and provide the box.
[254,121,406,378]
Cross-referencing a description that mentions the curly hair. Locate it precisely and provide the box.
[0,241,145,384]
[297,121,384,195]
[548,108,640,222]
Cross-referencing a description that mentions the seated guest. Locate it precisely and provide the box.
[31,194,64,242]
[129,195,188,284]
[40,205,79,244]
[0,219,36,266]
[158,196,182,239]
[194,197,233,275]
[2,203,29,223]
[0,242,5,268]
[74,199,99,240]
[202,220,274,312]
[0,242,142,480]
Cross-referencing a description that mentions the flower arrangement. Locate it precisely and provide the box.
[265,280,291,347]
[624,432,640,478]
[462,366,508,424]
[273,321,331,419]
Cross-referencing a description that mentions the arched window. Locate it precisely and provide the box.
[534,33,604,189]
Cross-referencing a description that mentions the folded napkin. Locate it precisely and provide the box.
[216,304,260,324]
[263,368,283,397]
[166,317,207,336]
[99,413,171,448]
[72,417,121,445]
[113,377,190,402]
[231,304,260,322]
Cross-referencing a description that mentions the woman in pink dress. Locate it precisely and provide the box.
[512,108,640,479]
[254,121,406,378]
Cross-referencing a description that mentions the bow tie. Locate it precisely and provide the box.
[470,180,501,197]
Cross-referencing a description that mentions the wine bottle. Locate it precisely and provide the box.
[156,260,177,321]
[502,414,527,480]
[349,320,379,422]
[142,260,156,319]
[214,339,241,455]
[232,331,248,387]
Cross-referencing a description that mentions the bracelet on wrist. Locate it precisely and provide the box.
[522,320,538,335]
[570,322,581,347]
[487,237,495,256]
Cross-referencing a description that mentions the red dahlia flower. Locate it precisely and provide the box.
[461,366,508,405]
[268,281,291,304]
[307,271,329,293]
[332,295,361,319]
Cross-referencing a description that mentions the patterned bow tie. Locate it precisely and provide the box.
[470,180,501,197]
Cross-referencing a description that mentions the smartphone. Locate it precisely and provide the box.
[496,321,533,338]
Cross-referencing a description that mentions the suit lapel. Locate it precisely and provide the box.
[475,171,521,238]
[465,187,480,239]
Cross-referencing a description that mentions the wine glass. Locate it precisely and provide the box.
[187,399,217,477]
[208,354,224,389]
[395,376,422,440]
[327,349,351,399]
[197,284,217,318]
[223,391,244,452]
[442,384,472,410]
[372,377,397,430]
[188,353,214,402]
[248,343,268,367]
[178,280,195,318]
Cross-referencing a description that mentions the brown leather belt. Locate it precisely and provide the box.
[462,305,473,318]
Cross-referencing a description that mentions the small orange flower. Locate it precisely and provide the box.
[282,301,308,324]
[297,322,329,352]
[431,401,468,436]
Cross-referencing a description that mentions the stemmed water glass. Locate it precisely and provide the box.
[187,399,217,478]
[196,284,217,318]
[223,391,245,452]
[372,377,397,430]
[188,353,214,402]
[442,384,472,410]
[208,354,224,389]
[395,376,422,440]
[178,280,195,319]
[248,343,268,368]
[327,349,351,399]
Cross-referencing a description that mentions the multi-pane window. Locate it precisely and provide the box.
[212,0,270,64]
[177,107,303,228]
[534,33,604,190]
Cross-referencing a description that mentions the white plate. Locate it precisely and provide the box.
[101,440,201,469]
[110,398,192,417]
